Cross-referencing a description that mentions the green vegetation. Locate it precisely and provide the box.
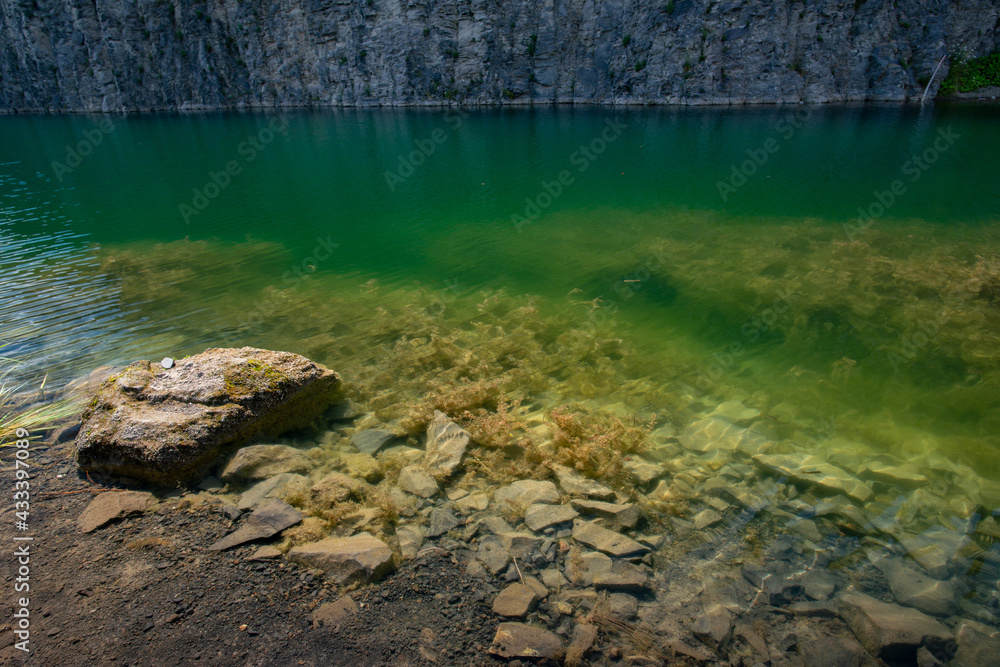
[0,358,79,448]
[939,52,1000,94]
[664,1,676,15]
[635,59,647,72]
[527,34,537,57]
[622,34,632,48]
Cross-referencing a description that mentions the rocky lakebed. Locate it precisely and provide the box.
[4,346,1000,666]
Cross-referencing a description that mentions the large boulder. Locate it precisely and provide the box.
[75,347,340,486]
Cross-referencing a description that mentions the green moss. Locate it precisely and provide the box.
[939,52,1000,94]
[223,359,291,399]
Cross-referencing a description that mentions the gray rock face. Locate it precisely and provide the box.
[288,533,394,586]
[3,1,996,111]
[221,445,312,483]
[423,411,469,476]
[837,592,954,661]
[75,347,340,486]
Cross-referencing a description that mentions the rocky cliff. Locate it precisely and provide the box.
[1,0,998,112]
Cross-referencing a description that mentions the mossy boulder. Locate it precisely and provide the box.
[75,347,340,486]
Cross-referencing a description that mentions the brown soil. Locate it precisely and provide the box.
[0,436,510,667]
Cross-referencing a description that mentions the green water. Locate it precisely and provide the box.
[3,105,1000,483]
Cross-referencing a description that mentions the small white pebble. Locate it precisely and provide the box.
[161,357,175,369]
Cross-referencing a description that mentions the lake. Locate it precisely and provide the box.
[3,104,1000,552]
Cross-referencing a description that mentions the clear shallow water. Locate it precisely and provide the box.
[2,105,1000,486]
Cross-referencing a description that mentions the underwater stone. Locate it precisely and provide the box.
[622,457,665,485]
[524,503,578,532]
[397,465,439,498]
[396,524,424,559]
[221,444,312,483]
[492,583,539,618]
[837,591,954,661]
[571,519,649,558]
[237,472,308,510]
[753,453,874,502]
[75,347,340,486]
[77,490,155,533]
[881,558,958,617]
[550,464,615,500]
[426,507,461,537]
[797,637,878,667]
[288,533,394,586]
[859,461,929,489]
[208,499,302,551]
[569,499,641,530]
[350,428,396,455]
[709,400,761,425]
[679,417,768,456]
[326,399,363,421]
[489,623,564,660]
[493,480,560,509]
[423,410,470,476]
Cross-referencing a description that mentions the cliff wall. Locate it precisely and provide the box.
[1,0,998,112]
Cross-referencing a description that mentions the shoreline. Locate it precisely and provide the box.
[1,95,999,116]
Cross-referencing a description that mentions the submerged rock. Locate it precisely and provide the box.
[489,622,564,660]
[397,465,439,498]
[572,519,649,558]
[753,453,874,502]
[493,583,539,618]
[75,347,340,486]
[350,428,396,455]
[208,498,302,551]
[882,558,958,617]
[551,464,615,500]
[237,472,309,510]
[423,410,470,476]
[837,591,954,661]
[78,490,155,533]
[221,444,312,483]
[493,480,560,510]
[288,533,394,585]
[524,503,578,532]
